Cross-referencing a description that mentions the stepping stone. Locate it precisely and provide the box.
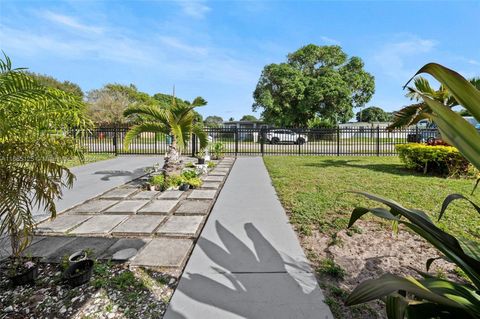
[203,175,225,182]
[100,188,138,199]
[131,238,193,268]
[175,200,212,215]
[70,215,128,235]
[201,182,221,189]
[23,236,76,258]
[138,200,179,215]
[188,190,216,200]
[43,237,117,262]
[210,170,227,176]
[3,236,45,261]
[158,190,183,199]
[111,215,166,235]
[212,167,229,172]
[67,200,118,214]
[113,248,138,261]
[100,238,150,260]
[104,200,149,214]
[36,215,92,234]
[156,216,204,237]
[130,190,160,199]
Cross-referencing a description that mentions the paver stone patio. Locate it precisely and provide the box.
[70,215,128,235]
[138,200,179,214]
[156,216,204,237]
[131,238,193,268]
[111,215,166,235]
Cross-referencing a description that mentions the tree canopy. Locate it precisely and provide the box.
[356,106,390,122]
[240,115,258,121]
[204,115,224,127]
[252,44,375,127]
[26,72,84,99]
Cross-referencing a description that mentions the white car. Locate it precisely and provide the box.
[265,129,308,145]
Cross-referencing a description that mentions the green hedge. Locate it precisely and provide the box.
[395,143,470,176]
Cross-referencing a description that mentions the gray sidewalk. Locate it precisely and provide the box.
[33,156,162,221]
[165,157,332,319]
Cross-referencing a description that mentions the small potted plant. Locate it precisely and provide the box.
[7,256,39,286]
[196,149,206,165]
[68,248,93,263]
[63,259,94,287]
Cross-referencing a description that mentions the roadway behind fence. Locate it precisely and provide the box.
[73,126,437,156]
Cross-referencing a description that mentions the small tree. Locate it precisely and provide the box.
[240,115,258,121]
[204,115,224,127]
[123,92,208,177]
[0,54,89,257]
[356,106,390,122]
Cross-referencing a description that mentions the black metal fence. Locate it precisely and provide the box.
[73,126,439,156]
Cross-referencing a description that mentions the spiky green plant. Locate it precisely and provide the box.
[123,91,208,177]
[0,53,89,257]
[346,64,480,318]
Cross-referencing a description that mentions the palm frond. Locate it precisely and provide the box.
[123,122,168,150]
[192,123,209,149]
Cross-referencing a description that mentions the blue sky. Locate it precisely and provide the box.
[1,0,479,121]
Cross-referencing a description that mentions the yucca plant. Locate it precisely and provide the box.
[123,91,208,177]
[0,53,89,259]
[346,63,480,318]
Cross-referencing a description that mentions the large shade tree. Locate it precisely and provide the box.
[123,93,208,177]
[356,106,390,122]
[204,115,224,127]
[0,55,89,257]
[253,44,375,126]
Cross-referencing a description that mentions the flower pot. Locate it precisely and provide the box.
[63,259,94,287]
[68,250,87,263]
[9,264,38,286]
[179,183,190,191]
[197,158,205,165]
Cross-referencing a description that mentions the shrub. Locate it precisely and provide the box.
[396,143,470,176]
[150,175,164,187]
[210,142,225,160]
[165,174,184,188]
[181,169,197,180]
[185,177,202,188]
[207,161,216,169]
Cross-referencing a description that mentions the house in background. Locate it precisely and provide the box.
[222,120,270,130]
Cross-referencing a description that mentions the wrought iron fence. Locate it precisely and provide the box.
[73,126,439,156]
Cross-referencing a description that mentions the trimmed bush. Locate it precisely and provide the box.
[395,143,470,176]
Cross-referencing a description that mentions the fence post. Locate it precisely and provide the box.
[260,128,265,156]
[415,125,419,142]
[113,126,118,156]
[376,126,380,156]
[191,134,197,157]
[336,127,340,156]
[235,127,239,157]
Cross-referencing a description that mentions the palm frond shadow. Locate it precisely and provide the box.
[168,221,328,318]
[93,168,146,181]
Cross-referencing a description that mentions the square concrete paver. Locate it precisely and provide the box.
[158,190,183,199]
[37,215,92,234]
[201,182,221,189]
[156,216,204,237]
[111,215,166,235]
[209,170,227,176]
[175,200,212,215]
[43,237,118,262]
[203,175,225,182]
[100,188,138,199]
[104,200,149,214]
[131,238,193,268]
[70,215,128,235]
[188,189,216,200]
[130,190,160,199]
[100,238,151,261]
[138,200,178,215]
[67,200,118,214]
[23,236,76,258]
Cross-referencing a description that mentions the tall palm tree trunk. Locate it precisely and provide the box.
[163,138,183,177]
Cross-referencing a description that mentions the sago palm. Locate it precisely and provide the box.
[123,93,208,176]
[0,53,89,257]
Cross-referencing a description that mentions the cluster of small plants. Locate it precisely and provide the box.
[396,143,472,177]
[209,142,225,160]
[148,169,203,191]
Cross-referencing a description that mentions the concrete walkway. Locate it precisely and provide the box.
[165,157,332,319]
[33,156,162,221]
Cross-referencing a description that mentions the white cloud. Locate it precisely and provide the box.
[320,36,340,45]
[159,36,208,55]
[468,59,480,66]
[373,36,437,80]
[41,10,104,34]
[177,0,211,19]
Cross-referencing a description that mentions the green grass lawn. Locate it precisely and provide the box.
[264,156,480,241]
[63,153,116,168]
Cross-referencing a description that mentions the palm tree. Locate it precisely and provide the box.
[0,54,89,257]
[388,76,480,130]
[123,92,208,177]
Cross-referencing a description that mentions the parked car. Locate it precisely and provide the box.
[419,116,480,143]
[265,129,308,145]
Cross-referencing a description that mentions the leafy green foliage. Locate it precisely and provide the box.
[0,54,89,257]
[181,169,197,180]
[396,143,470,176]
[149,175,165,187]
[210,142,225,160]
[347,64,480,318]
[253,44,374,126]
[25,71,84,99]
[203,115,223,127]
[356,106,390,122]
[316,258,345,279]
[207,161,216,169]
[240,115,258,121]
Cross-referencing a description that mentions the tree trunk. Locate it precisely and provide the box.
[163,140,183,177]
